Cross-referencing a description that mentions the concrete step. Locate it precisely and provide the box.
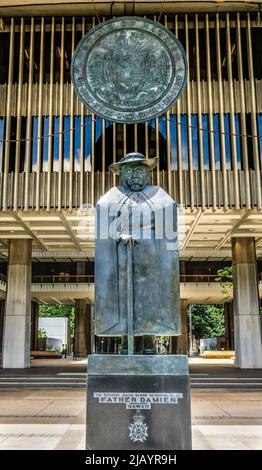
[0,373,262,389]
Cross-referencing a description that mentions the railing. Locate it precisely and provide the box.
[179,274,229,283]
[1,272,259,286]
[32,274,94,283]
[31,273,229,284]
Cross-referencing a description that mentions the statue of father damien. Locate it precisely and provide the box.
[95,152,180,337]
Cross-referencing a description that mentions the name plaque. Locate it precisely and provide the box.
[93,391,184,444]
[93,392,183,410]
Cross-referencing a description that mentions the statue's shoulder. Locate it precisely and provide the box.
[148,186,176,205]
[97,187,123,206]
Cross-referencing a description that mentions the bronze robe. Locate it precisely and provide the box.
[95,184,180,336]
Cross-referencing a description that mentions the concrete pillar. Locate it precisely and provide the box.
[224,301,234,350]
[31,302,39,351]
[90,304,96,354]
[86,302,92,356]
[176,300,189,355]
[232,238,262,368]
[2,239,32,368]
[74,261,88,358]
[170,301,189,355]
[0,300,5,355]
[76,260,86,283]
[74,299,87,358]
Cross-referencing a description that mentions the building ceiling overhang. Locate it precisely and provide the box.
[0,0,259,18]
[0,208,261,261]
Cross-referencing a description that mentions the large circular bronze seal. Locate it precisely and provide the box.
[71,17,187,123]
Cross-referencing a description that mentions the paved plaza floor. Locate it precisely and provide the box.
[0,358,261,450]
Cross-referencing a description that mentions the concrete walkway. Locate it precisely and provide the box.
[0,358,261,450]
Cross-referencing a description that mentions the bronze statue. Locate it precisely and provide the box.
[95,152,180,341]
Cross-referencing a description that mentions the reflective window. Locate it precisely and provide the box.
[180,114,188,170]
[258,114,262,169]
[149,118,167,170]
[63,116,70,171]
[191,114,199,170]
[170,115,178,170]
[224,114,232,169]
[3,112,261,173]
[94,118,114,171]
[32,117,38,172]
[246,113,254,170]
[235,114,242,169]
[202,114,210,170]
[84,115,92,172]
[74,116,81,171]
[94,118,102,171]
[42,117,49,171]
[53,117,59,171]
[213,114,221,169]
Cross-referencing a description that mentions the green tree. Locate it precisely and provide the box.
[39,304,75,337]
[191,304,225,340]
[38,327,47,338]
[215,266,233,301]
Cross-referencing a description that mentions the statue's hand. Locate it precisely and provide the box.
[118,234,138,246]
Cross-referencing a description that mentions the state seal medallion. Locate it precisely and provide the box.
[71,16,187,123]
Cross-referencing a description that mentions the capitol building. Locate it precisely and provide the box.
[0,1,261,369]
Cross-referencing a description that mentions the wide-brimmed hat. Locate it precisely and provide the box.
[109,152,159,175]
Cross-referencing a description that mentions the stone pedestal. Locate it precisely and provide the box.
[86,355,192,450]
[2,239,32,368]
[232,237,262,368]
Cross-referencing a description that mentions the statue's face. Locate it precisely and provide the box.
[121,164,149,191]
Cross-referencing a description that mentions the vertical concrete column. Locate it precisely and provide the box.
[224,301,234,350]
[31,302,39,351]
[232,238,262,368]
[176,300,189,355]
[2,239,32,368]
[74,261,87,358]
[86,302,92,356]
[0,300,5,355]
[90,304,96,354]
[74,299,87,358]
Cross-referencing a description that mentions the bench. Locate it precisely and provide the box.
[31,350,62,359]
[201,350,235,359]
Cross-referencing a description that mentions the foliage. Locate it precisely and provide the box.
[215,266,233,301]
[46,345,61,353]
[191,304,225,340]
[39,304,75,337]
[38,327,47,338]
